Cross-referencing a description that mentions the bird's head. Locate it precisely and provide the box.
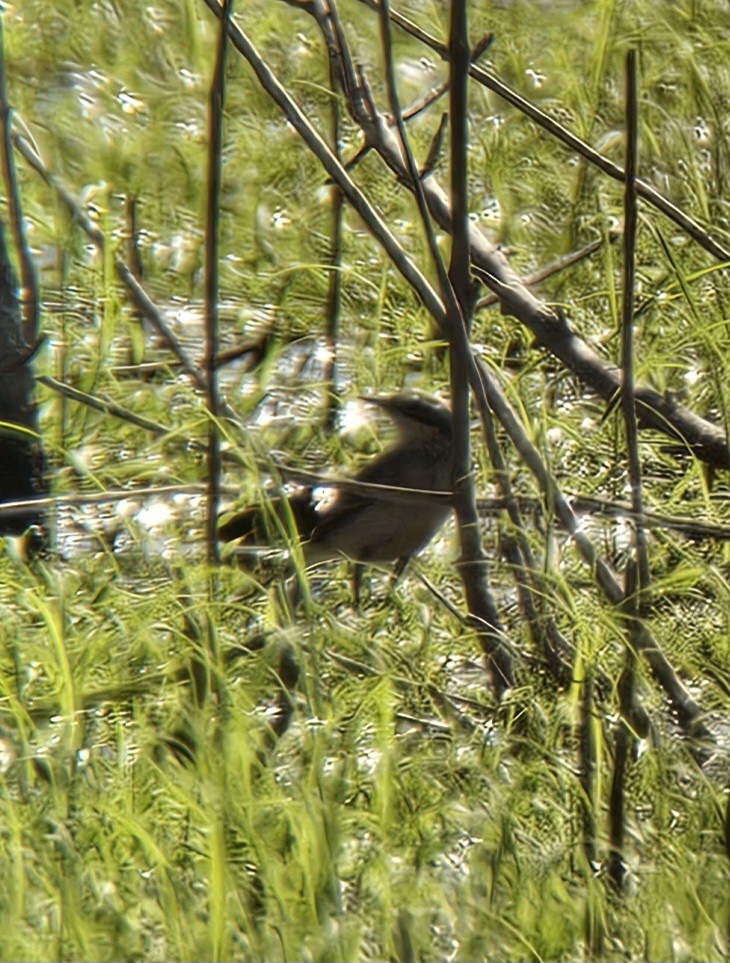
[361,390,452,443]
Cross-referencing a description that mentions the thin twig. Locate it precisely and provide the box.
[277,461,452,506]
[474,232,620,310]
[578,667,598,871]
[204,0,230,567]
[38,375,169,436]
[37,374,259,475]
[330,79,450,178]
[125,195,146,337]
[318,0,345,430]
[197,0,233,722]
[500,490,730,542]
[269,462,730,539]
[446,0,513,693]
[0,484,208,517]
[620,50,649,602]
[610,49,644,892]
[376,0,513,692]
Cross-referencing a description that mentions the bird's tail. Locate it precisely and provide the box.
[218,488,319,545]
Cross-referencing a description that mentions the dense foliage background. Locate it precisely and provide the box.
[1,0,728,959]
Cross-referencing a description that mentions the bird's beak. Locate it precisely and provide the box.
[358,394,391,410]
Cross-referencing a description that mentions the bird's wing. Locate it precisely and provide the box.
[307,490,377,545]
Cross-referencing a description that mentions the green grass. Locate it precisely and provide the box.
[1,0,728,959]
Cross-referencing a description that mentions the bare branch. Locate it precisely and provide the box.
[204,0,232,566]
[200,0,713,737]
[339,4,727,468]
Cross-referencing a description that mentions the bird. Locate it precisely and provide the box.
[218,391,454,595]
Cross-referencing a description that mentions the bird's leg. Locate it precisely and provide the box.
[389,555,411,588]
[352,562,364,606]
[280,570,305,619]
[364,556,412,611]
